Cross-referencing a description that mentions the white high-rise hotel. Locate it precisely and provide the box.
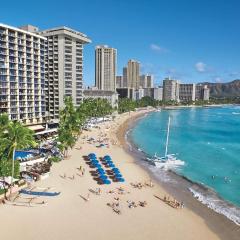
[40,27,91,120]
[0,23,91,123]
[0,23,46,124]
[95,45,116,91]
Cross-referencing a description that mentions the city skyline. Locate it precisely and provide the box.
[1,0,240,87]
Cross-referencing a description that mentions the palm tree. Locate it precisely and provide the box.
[0,114,9,132]
[0,121,36,194]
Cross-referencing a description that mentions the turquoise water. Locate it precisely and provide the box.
[131,106,240,208]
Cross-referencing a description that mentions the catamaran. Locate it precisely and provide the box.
[146,116,184,169]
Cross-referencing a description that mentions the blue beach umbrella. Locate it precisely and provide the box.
[112,168,119,171]
[114,174,122,178]
[93,163,101,168]
[106,159,112,163]
[116,178,125,182]
[91,159,98,163]
[104,155,111,160]
[89,153,96,158]
[97,167,104,171]
[97,169,105,174]
[103,179,111,184]
[99,175,108,180]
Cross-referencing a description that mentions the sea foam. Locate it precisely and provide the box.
[189,187,240,225]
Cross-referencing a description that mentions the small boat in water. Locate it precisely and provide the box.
[146,116,184,169]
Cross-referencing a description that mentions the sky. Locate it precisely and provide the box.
[1,0,240,86]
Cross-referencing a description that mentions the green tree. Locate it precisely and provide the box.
[0,121,36,194]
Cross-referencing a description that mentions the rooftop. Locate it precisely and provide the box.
[0,23,46,40]
[40,26,91,43]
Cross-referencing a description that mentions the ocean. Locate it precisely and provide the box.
[129,105,240,225]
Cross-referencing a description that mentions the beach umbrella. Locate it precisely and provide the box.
[97,167,104,171]
[103,179,111,185]
[97,169,105,174]
[108,164,115,168]
[91,160,99,164]
[112,168,119,171]
[99,175,108,180]
[116,178,125,182]
[92,163,101,168]
[106,161,113,165]
[114,174,122,178]
[105,159,112,162]
[88,153,96,157]
[103,155,111,160]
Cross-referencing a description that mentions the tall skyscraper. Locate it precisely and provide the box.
[163,77,180,101]
[127,59,140,89]
[140,75,147,88]
[40,27,91,120]
[122,67,128,88]
[95,45,117,92]
[116,76,123,88]
[0,23,46,124]
[140,74,154,88]
[146,75,154,88]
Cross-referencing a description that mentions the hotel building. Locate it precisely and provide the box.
[179,83,196,102]
[40,26,91,120]
[163,77,180,102]
[116,75,123,88]
[95,45,117,92]
[83,88,118,108]
[196,84,210,101]
[127,59,140,89]
[0,23,46,124]
[122,67,128,88]
[140,74,154,88]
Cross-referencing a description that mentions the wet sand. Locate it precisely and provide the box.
[117,109,240,240]
[0,109,234,240]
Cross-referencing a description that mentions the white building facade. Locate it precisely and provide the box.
[0,23,46,124]
[40,26,91,120]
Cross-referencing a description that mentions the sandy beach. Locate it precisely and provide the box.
[0,109,238,240]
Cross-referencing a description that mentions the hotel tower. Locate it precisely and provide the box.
[95,45,117,91]
[40,27,91,120]
[0,23,46,124]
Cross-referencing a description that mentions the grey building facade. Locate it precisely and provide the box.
[163,77,180,102]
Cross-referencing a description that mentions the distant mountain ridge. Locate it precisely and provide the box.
[199,80,240,98]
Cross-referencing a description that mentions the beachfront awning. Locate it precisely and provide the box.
[34,128,58,135]
[28,125,45,131]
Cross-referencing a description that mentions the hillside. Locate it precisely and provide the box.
[200,80,240,98]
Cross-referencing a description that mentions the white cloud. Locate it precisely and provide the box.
[150,44,168,53]
[195,62,207,73]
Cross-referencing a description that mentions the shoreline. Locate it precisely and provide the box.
[0,108,237,240]
[117,110,240,240]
